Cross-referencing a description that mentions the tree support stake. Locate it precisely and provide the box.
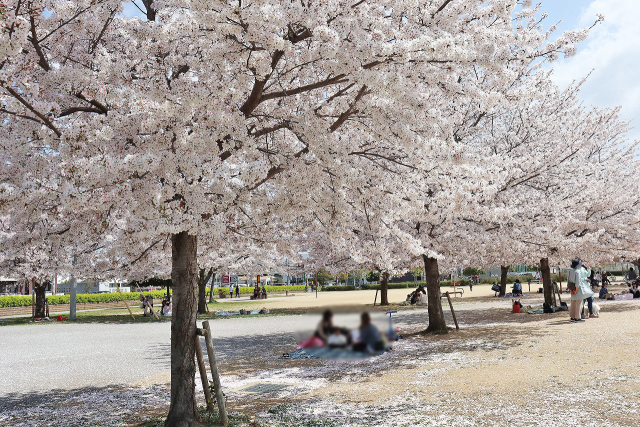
[202,320,228,426]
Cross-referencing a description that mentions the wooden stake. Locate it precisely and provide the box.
[444,291,459,330]
[202,321,228,426]
[146,300,160,320]
[116,282,135,321]
[554,282,563,305]
[195,335,214,412]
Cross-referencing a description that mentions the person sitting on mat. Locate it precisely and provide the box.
[326,329,348,349]
[315,310,335,344]
[599,283,615,300]
[353,312,384,353]
[512,279,523,296]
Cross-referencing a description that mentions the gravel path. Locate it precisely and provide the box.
[0,297,523,396]
[0,310,414,397]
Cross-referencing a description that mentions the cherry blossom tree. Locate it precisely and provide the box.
[0,0,626,423]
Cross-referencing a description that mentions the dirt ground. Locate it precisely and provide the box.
[226,298,640,426]
[215,284,497,311]
[4,287,638,426]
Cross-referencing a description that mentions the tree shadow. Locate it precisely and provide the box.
[0,384,169,426]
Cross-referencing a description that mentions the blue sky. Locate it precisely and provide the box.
[121,1,639,141]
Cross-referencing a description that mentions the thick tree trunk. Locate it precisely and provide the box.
[540,257,553,306]
[208,273,216,303]
[379,271,389,306]
[499,265,509,297]
[165,232,200,426]
[34,282,47,318]
[422,255,448,333]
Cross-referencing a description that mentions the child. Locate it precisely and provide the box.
[326,329,348,348]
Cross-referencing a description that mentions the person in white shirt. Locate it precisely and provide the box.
[326,329,348,348]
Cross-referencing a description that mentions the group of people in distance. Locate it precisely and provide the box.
[406,284,427,305]
[314,310,388,353]
[228,283,240,298]
[252,283,267,300]
[138,294,172,317]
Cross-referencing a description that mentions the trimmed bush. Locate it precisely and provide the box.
[361,282,415,290]
[323,285,356,291]
[0,290,168,308]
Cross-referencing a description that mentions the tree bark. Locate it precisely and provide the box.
[379,271,389,305]
[422,255,447,333]
[197,267,214,314]
[165,232,200,427]
[540,257,553,306]
[208,272,216,303]
[34,281,48,318]
[499,265,509,296]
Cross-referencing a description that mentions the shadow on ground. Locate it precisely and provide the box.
[0,384,169,427]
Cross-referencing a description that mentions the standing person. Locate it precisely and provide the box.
[228,283,234,299]
[628,267,637,282]
[588,270,597,288]
[568,258,594,322]
[568,259,581,321]
[235,283,240,298]
[602,271,611,286]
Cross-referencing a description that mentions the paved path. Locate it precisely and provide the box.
[0,298,523,397]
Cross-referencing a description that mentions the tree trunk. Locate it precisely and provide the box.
[540,257,553,306]
[197,269,207,315]
[499,265,509,296]
[208,273,216,303]
[379,271,389,306]
[165,232,200,426]
[34,282,47,318]
[422,255,447,333]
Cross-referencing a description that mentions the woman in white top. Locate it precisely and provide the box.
[568,258,594,322]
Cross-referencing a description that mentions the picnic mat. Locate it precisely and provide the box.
[282,347,386,360]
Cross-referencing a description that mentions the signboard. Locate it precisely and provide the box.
[221,275,230,284]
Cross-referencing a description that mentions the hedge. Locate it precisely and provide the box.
[323,285,357,291]
[0,285,310,308]
[0,290,168,308]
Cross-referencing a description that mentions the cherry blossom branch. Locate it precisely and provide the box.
[3,86,61,137]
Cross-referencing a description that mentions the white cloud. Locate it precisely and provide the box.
[551,0,640,141]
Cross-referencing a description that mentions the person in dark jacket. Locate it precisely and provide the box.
[353,312,384,353]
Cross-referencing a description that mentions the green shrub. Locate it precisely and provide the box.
[217,287,229,295]
[324,285,356,291]
[361,282,418,290]
[0,290,167,308]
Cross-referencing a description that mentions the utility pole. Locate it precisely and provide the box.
[70,251,77,321]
